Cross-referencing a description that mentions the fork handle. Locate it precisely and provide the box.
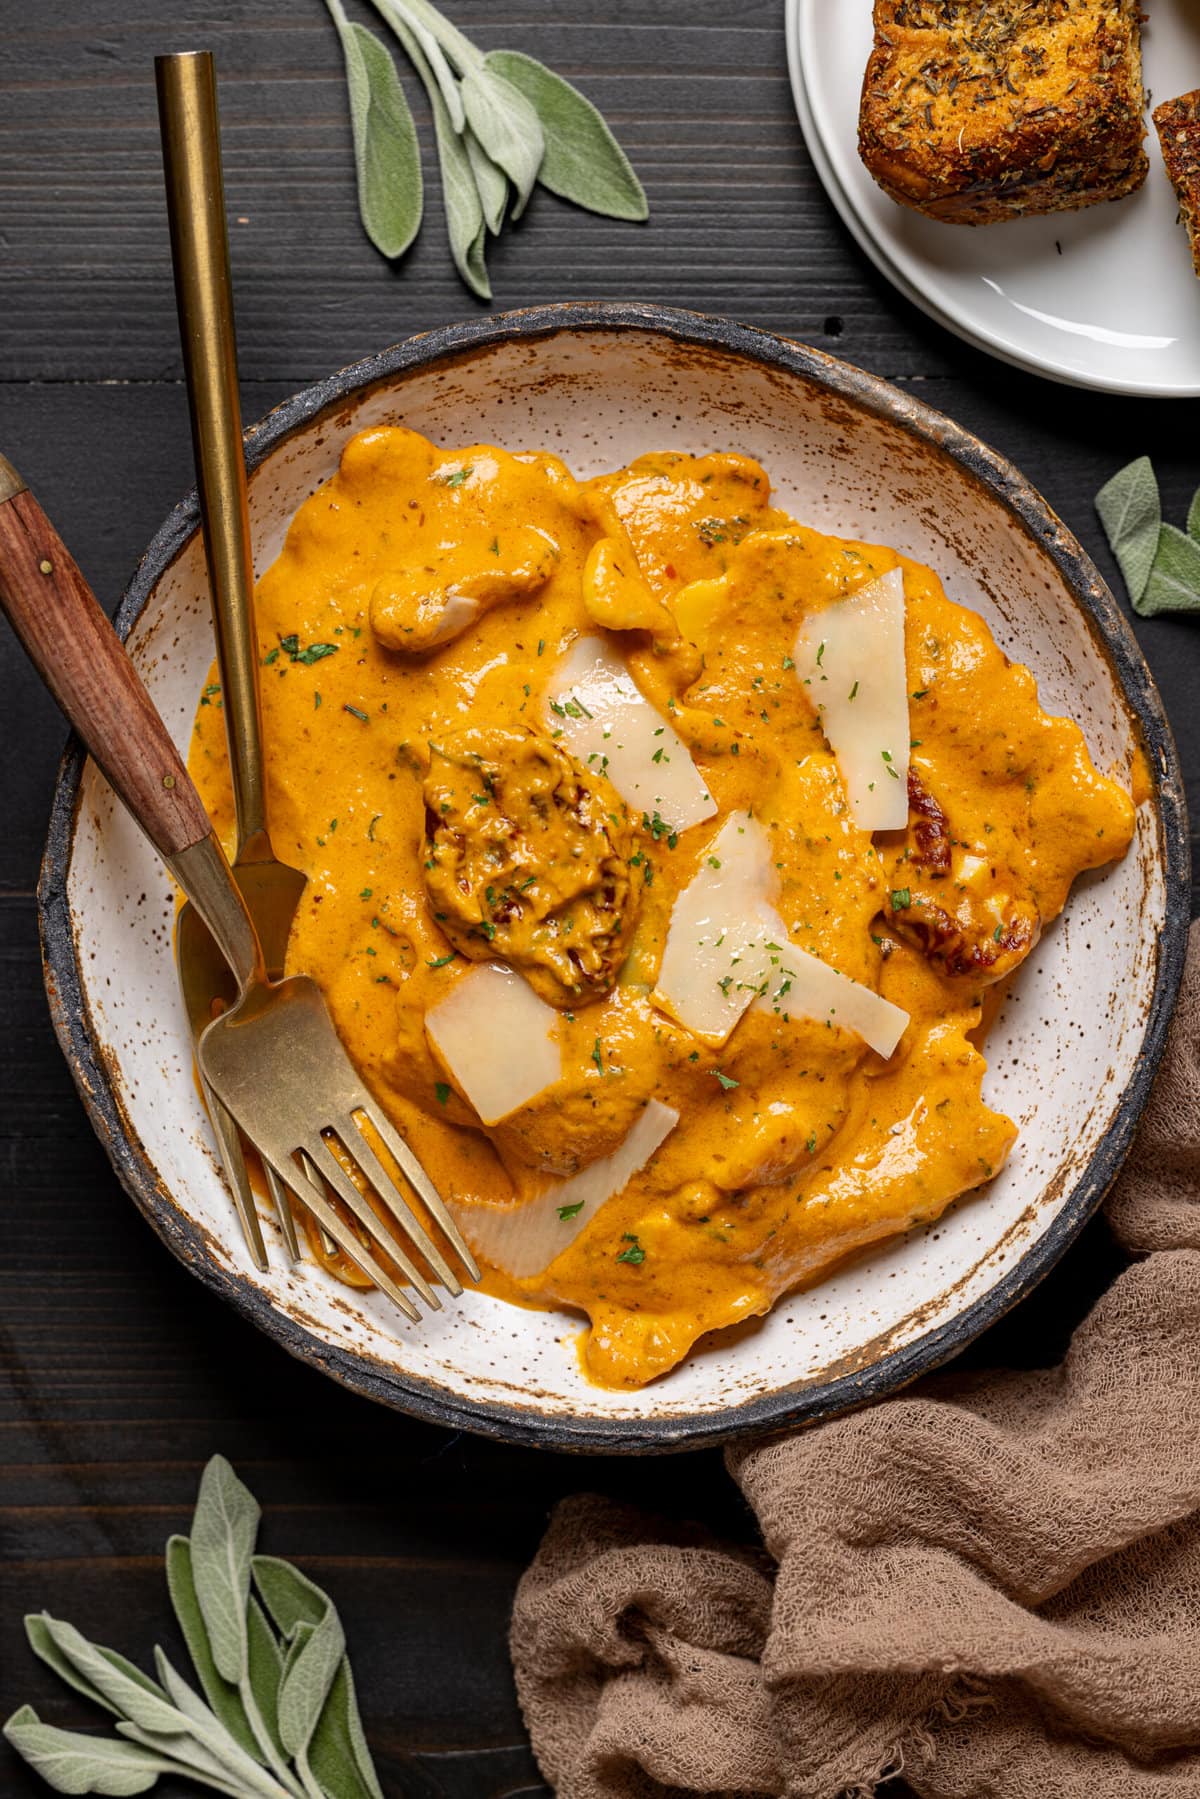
[0,460,210,856]
[0,458,265,989]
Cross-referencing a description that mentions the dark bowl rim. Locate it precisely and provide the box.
[38,300,1191,1454]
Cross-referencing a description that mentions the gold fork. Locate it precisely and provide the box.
[157,49,304,1272]
[0,455,480,1320]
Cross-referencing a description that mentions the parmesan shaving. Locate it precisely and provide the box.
[793,567,910,832]
[654,813,909,1058]
[454,1099,679,1278]
[547,636,716,834]
[425,963,561,1124]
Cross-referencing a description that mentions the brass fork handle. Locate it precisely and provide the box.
[0,461,265,990]
[157,52,270,859]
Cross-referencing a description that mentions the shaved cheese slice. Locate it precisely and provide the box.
[793,567,910,832]
[654,812,910,1058]
[752,937,909,1060]
[652,813,780,1046]
[455,1099,679,1278]
[426,963,560,1125]
[547,636,716,833]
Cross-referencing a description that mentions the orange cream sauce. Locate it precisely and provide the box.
[187,426,1135,1389]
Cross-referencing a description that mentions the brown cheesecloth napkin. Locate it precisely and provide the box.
[511,922,1200,1799]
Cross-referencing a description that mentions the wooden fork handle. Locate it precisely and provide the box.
[0,459,211,858]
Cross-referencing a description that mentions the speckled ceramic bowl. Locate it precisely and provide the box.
[40,304,1189,1452]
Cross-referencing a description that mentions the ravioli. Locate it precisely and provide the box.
[187,426,1136,1390]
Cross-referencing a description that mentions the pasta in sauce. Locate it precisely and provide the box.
[187,426,1136,1389]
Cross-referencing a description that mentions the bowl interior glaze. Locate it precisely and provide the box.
[42,306,1188,1451]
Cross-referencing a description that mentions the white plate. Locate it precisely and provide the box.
[786,0,1200,396]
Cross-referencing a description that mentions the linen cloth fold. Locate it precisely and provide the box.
[511,925,1200,1799]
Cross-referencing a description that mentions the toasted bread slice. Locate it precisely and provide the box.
[859,0,1148,226]
[1154,91,1200,277]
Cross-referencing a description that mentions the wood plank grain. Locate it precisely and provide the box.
[3,3,1199,1793]
[0,0,959,384]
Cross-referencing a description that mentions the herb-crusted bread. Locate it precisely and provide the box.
[859,0,1148,226]
[1154,91,1200,277]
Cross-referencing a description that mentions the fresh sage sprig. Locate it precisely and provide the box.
[326,0,423,259]
[3,1456,382,1799]
[1095,457,1200,617]
[323,0,648,298]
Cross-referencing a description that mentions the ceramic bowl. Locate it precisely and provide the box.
[39,303,1189,1452]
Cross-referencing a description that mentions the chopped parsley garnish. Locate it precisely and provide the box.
[279,634,340,665]
[427,951,457,969]
[367,813,382,841]
[343,703,369,723]
[439,465,472,487]
[642,810,678,849]
[890,888,912,910]
[816,640,826,666]
[591,1038,604,1074]
[616,1234,646,1265]
[712,1070,739,1091]
[434,1082,451,1106]
[558,1201,585,1221]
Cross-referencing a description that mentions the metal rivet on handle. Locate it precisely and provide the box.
[162,775,176,790]
[39,560,53,575]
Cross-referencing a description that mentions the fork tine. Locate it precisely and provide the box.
[305,1136,442,1311]
[355,1096,481,1282]
[299,1148,339,1259]
[338,1113,462,1297]
[264,1161,300,1263]
[273,1158,422,1322]
[205,1078,268,1272]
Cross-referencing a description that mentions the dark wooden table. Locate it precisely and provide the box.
[3,6,1198,1795]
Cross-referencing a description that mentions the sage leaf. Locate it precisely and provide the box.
[151,1650,294,1799]
[252,1557,326,1637]
[327,4,423,260]
[191,1455,260,1686]
[1139,522,1200,617]
[465,127,508,234]
[253,1558,381,1798]
[377,3,490,296]
[306,1660,383,1799]
[374,0,464,129]
[277,1608,345,1759]
[2,1706,170,1797]
[1095,455,1160,606]
[486,50,648,221]
[36,1620,181,1736]
[1188,486,1200,542]
[460,65,545,217]
[166,1536,261,1762]
[245,1598,287,1764]
[439,119,490,295]
[26,1615,118,1718]
[386,0,481,77]
[115,1720,257,1795]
